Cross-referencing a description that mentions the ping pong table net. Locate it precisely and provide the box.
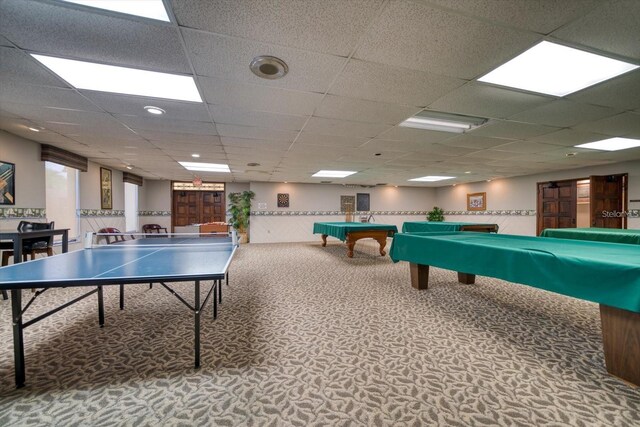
[97,228,135,244]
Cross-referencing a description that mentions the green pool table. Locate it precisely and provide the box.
[389,231,640,386]
[541,227,640,245]
[313,222,398,258]
[402,221,498,233]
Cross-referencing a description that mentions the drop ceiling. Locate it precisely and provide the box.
[0,0,639,187]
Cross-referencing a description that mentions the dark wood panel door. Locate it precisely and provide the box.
[590,174,626,228]
[201,191,225,223]
[173,190,226,228]
[537,180,577,235]
[173,191,199,227]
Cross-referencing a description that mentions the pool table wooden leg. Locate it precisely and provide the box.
[375,235,387,256]
[410,263,429,290]
[600,304,640,386]
[321,234,328,247]
[458,272,476,284]
[346,240,355,258]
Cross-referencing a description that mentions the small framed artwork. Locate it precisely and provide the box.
[0,160,16,205]
[100,167,113,210]
[277,193,289,208]
[357,193,370,212]
[340,195,355,212]
[467,192,486,211]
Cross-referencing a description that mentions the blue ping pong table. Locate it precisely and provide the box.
[0,236,237,388]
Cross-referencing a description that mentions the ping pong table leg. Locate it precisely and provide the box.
[213,280,218,320]
[97,286,104,327]
[218,278,222,304]
[11,289,26,388]
[226,272,229,286]
[119,284,124,310]
[194,280,200,368]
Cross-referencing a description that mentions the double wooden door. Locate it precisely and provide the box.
[536,174,627,235]
[172,191,225,229]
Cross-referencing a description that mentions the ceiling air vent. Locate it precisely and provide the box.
[250,56,288,80]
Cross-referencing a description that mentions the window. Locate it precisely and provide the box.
[124,182,138,232]
[45,161,79,241]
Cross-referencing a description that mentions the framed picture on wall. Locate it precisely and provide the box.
[100,167,112,210]
[357,193,370,211]
[340,195,355,212]
[467,192,486,211]
[0,160,16,205]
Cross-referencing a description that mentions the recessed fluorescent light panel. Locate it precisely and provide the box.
[409,176,456,182]
[59,0,170,22]
[179,162,230,173]
[478,41,639,97]
[31,54,202,102]
[400,111,487,133]
[312,170,357,178]
[575,137,640,152]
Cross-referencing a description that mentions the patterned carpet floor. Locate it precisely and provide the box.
[0,240,639,426]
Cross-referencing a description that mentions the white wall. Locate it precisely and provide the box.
[138,179,171,231]
[249,182,437,243]
[436,160,640,235]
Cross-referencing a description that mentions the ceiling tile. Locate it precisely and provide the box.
[330,59,465,106]
[355,1,540,79]
[551,0,640,60]
[303,117,391,139]
[441,135,513,150]
[573,112,640,137]
[529,129,607,146]
[360,138,434,153]
[172,0,384,56]
[209,105,307,131]
[470,120,562,139]
[294,132,368,148]
[199,76,324,116]
[135,131,221,145]
[116,115,217,135]
[0,47,69,88]
[428,82,553,119]
[0,0,190,73]
[567,69,640,111]
[377,127,455,144]
[315,95,420,125]
[0,84,103,112]
[491,141,564,154]
[80,91,210,122]
[425,0,601,33]
[183,29,346,93]
[508,99,622,128]
[217,124,298,142]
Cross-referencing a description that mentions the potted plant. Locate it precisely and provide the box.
[427,206,445,222]
[228,190,255,243]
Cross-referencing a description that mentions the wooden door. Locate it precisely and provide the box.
[201,191,225,223]
[590,174,627,228]
[173,191,199,227]
[172,190,226,228]
[537,180,577,235]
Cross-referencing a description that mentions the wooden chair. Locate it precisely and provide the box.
[1,221,55,266]
[142,224,168,235]
[2,221,55,300]
[97,227,134,244]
